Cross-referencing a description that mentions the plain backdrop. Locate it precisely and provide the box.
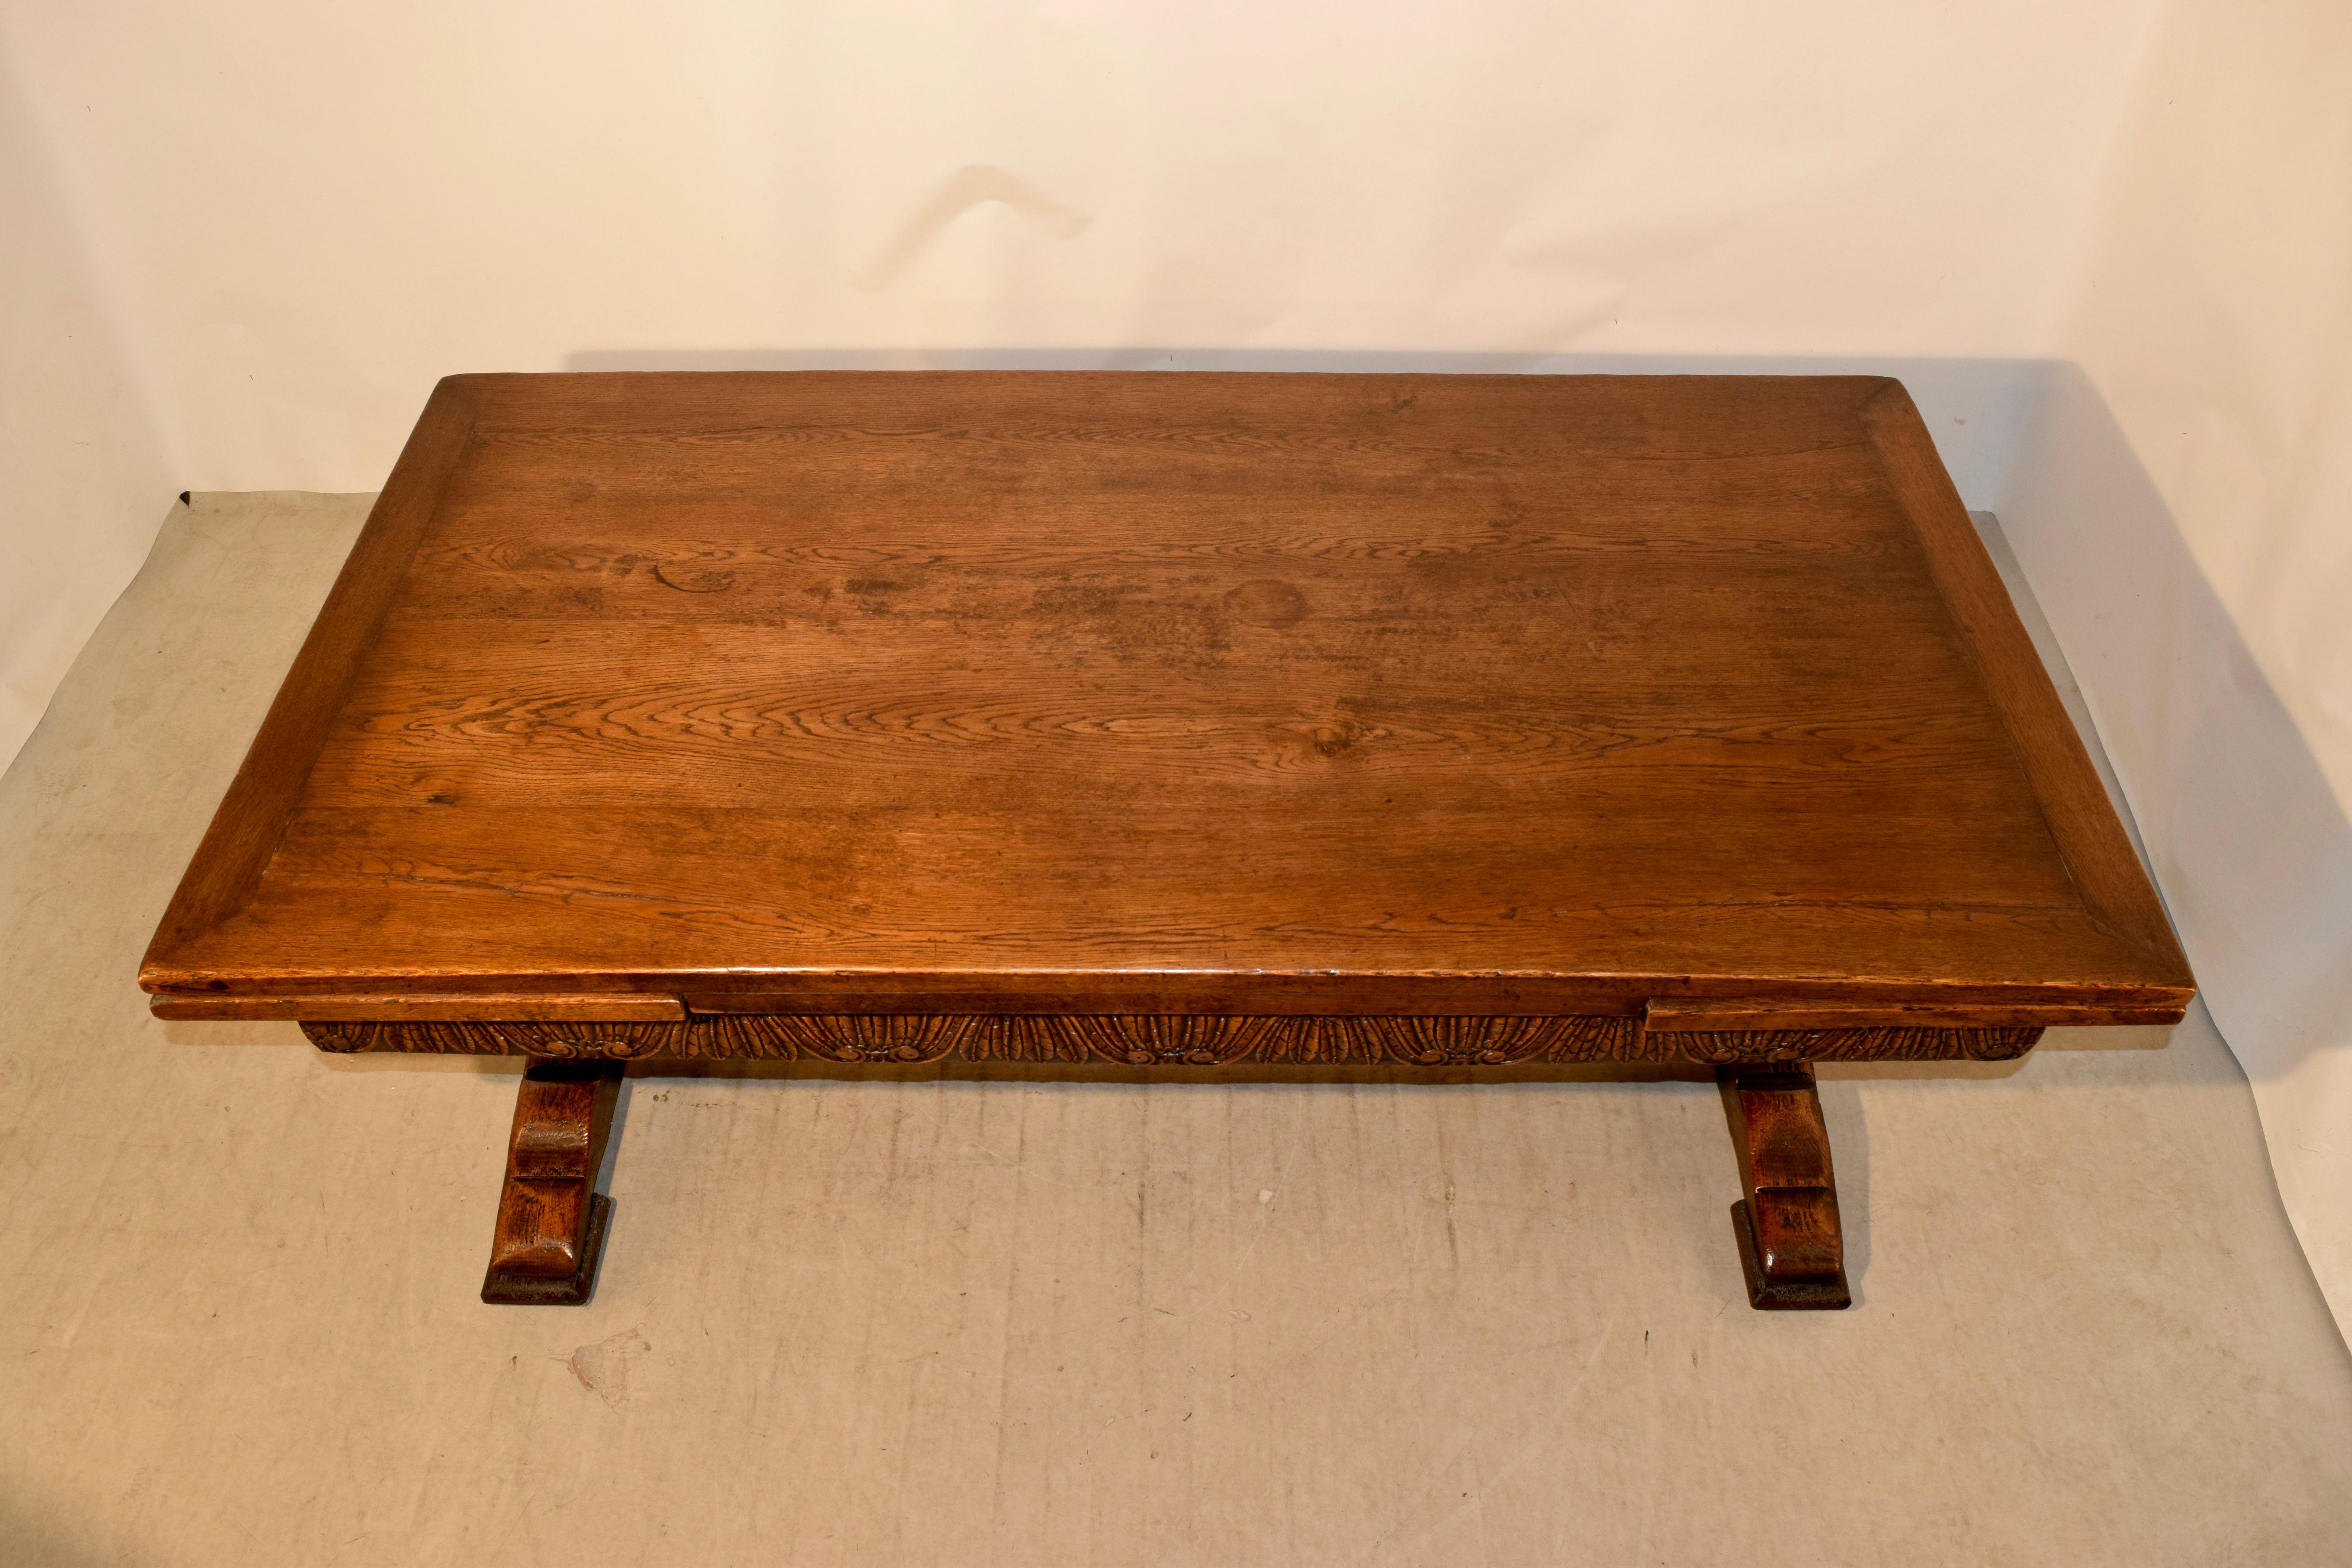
[2,0,2347,1337]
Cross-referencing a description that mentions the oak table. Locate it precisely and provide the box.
[140,372,2194,1309]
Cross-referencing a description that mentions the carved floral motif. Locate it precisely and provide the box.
[301,1014,2042,1065]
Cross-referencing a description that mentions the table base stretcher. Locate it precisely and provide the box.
[305,1015,2045,1310]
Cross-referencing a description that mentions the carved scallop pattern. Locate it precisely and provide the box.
[299,1015,2041,1064]
[1073,1015,1256,1067]
[1382,1014,1639,1066]
[1669,1026,2043,1064]
[798,1014,960,1065]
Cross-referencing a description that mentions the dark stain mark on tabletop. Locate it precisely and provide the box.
[1224,580,1308,629]
[651,562,737,593]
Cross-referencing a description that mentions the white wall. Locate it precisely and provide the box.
[0,39,172,772]
[2,0,2159,493]
[1997,0,2352,1327]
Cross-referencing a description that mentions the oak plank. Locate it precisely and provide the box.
[140,372,2195,1025]
[149,993,685,1022]
[1642,998,2178,1031]
[1861,383,2190,969]
[141,378,480,959]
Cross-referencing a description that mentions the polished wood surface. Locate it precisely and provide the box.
[481,1060,621,1306]
[151,993,686,1022]
[1720,1062,1851,1310]
[139,372,2192,1027]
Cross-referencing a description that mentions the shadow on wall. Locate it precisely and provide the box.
[563,347,2352,1097]
[1998,362,2352,1094]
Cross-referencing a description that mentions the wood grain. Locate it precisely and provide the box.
[153,993,685,1022]
[143,379,480,956]
[1719,1061,1852,1309]
[481,1060,620,1305]
[1641,998,2177,1031]
[142,372,2196,1024]
[297,1014,2044,1065]
[1859,383,2189,968]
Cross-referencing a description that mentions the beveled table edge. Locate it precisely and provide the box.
[135,373,2198,1012]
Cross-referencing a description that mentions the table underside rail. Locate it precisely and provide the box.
[302,1013,2042,1065]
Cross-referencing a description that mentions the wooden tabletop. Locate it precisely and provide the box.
[142,372,2193,1025]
